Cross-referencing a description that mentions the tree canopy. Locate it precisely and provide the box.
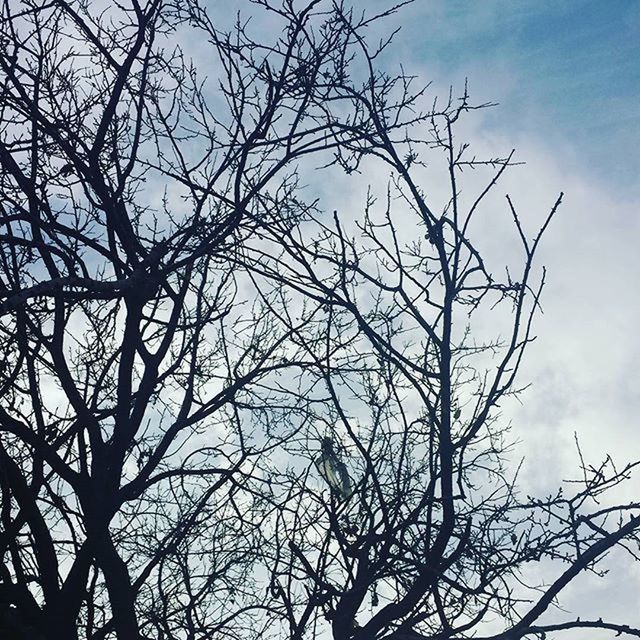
[0,1,638,639]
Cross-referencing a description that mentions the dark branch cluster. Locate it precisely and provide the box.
[0,1,637,640]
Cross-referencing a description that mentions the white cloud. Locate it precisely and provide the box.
[179,0,640,630]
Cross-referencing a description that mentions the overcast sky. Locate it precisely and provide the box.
[275,0,640,464]
[204,0,640,632]
[354,0,640,630]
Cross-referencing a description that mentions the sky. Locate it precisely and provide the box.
[354,0,640,631]
[202,0,640,633]
[373,0,640,194]
[4,0,638,636]
[297,0,640,467]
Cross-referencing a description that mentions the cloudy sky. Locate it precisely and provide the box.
[376,0,640,192]
[64,0,640,633]
[208,0,639,632]
[356,0,640,630]
[298,0,640,467]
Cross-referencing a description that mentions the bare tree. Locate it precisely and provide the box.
[0,1,414,638]
[238,63,640,640]
[1,1,639,640]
